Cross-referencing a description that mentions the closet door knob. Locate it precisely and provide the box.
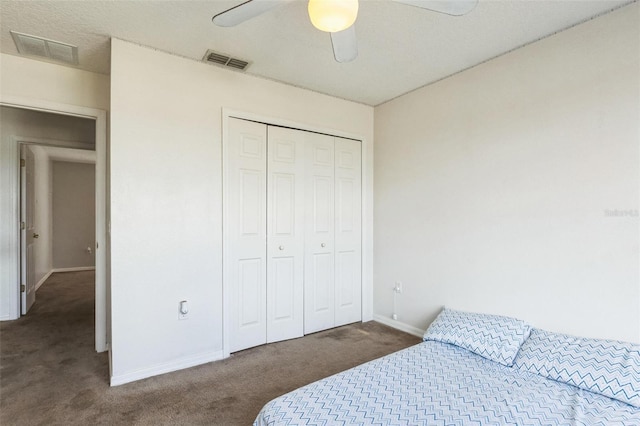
[279,245,284,250]
[321,243,326,248]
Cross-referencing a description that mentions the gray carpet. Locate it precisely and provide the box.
[0,271,420,425]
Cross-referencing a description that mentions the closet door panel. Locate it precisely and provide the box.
[272,257,295,317]
[228,118,268,352]
[304,133,335,334]
[334,138,362,327]
[312,252,333,312]
[238,258,263,327]
[266,126,305,343]
[313,177,333,233]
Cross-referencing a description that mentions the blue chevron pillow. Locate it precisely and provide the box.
[423,308,531,366]
[513,328,640,408]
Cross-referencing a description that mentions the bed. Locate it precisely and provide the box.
[254,308,640,425]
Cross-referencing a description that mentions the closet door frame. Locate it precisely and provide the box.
[222,108,372,359]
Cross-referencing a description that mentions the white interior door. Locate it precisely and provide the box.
[228,118,268,352]
[304,133,335,334]
[20,145,37,314]
[266,126,305,343]
[334,138,362,326]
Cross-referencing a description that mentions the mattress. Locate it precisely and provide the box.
[254,340,640,425]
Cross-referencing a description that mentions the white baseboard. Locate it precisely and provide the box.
[374,314,425,338]
[35,270,53,291]
[110,350,224,386]
[52,266,96,273]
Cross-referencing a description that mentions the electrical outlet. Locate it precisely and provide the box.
[178,300,189,320]
[394,281,402,294]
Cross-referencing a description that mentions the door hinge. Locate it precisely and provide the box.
[20,221,25,230]
[20,284,26,293]
[20,159,25,167]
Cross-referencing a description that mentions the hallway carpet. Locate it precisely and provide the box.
[0,271,420,425]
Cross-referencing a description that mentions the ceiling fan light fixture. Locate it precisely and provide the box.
[308,0,358,33]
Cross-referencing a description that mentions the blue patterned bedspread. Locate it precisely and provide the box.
[254,341,640,425]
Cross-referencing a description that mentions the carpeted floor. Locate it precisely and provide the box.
[0,271,420,425]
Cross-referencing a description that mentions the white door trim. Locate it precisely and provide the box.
[13,135,95,151]
[221,108,372,358]
[0,95,109,354]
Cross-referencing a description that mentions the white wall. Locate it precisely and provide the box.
[0,106,96,143]
[0,53,110,110]
[109,39,374,384]
[0,103,100,320]
[374,4,640,343]
[52,161,96,269]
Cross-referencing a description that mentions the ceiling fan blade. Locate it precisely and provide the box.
[331,25,358,63]
[391,0,478,16]
[213,0,294,27]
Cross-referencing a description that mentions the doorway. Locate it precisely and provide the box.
[20,142,97,315]
[0,100,108,355]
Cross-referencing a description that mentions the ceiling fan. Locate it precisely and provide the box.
[213,0,478,63]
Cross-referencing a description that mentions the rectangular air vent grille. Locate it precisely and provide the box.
[203,49,249,71]
[10,31,78,66]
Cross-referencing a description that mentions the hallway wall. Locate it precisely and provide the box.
[52,161,96,269]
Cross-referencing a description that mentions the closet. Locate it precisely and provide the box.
[227,117,362,353]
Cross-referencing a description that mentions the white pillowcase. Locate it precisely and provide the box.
[423,307,531,366]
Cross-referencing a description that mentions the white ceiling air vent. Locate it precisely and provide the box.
[10,31,78,66]
[203,49,249,71]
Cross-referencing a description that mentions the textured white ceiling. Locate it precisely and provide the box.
[0,0,634,105]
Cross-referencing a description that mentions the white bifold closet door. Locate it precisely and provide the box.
[227,117,361,352]
[304,134,362,334]
[228,119,305,352]
[304,133,336,334]
[227,118,268,353]
[266,126,305,344]
[334,138,362,327]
